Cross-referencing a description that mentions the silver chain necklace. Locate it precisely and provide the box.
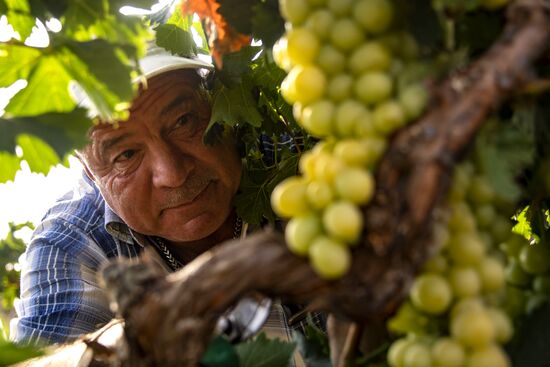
[152,216,243,271]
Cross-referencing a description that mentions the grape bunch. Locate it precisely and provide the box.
[386,162,516,367]
[270,0,428,279]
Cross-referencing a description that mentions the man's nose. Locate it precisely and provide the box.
[151,142,191,188]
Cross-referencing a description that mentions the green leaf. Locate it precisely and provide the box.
[0,44,42,87]
[236,333,295,367]
[6,10,35,40]
[200,336,240,367]
[5,56,75,116]
[218,46,261,87]
[0,152,20,183]
[16,133,60,174]
[0,108,91,158]
[251,0,285,48]
[208,78,263,132]
[155,23,197,57]
[508,302,550,367]
[62,0,106,30]
[28,0,68,18]
[513,206,534,242]
[0,0,7,13]
[292,326,331,367]
[234,153,298,225]
[64,39,134,101]
[0,339,42,365]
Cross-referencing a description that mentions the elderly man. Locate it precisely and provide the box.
[11,50,280,345]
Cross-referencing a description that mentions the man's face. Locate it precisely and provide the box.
[84,70,242,242]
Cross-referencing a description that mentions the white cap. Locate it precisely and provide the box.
[139,45,214,79]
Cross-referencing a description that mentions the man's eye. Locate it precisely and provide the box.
[175,114,190,127]
[114,150,136,162]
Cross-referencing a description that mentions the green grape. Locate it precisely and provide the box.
[388,338,416,367]
[448,266,481,298]
[410,273,452,314]
[422,254,448,274]
[504,285,527,317]
[451,308,495,348]
[334,167,375,205]
[487,308,513,343]
[333,139,370,167]
[532,274,550,295]
[271,176,310,218]
[447,232,486,266]
[283,65,327,105]
[330,18,365,51]
[480,0,510,10]
[491,216,513,244]
[354,110,378,138]
[525,293,549,314]
[478,257,505,292]
[431,338,465,367]
[354,71,393,105]
[305,9,334,40]
[300,99,335,137]
[518,243,550,275]
[306,0,326,6]
[353,0,394,34]
[306,180,334,209]
[505,260,532,287]
[279,0,310,24]
[327,74,354,101]
[323,201,363,243]
[317,45,346,75]
[285,214,323,256]
[398,84,428,120]
[272,37,292,71]
[465,345,510,367]
[314,152,345,183]
[287,28,320,65]
[348,41,392,74]
[335,99,367,137]
[308,236,351,279]
[372,100,406,135]
[499,234,526,258]
[450,297,484,319]
[402,343,432,367]
[468,176,495,205]
[474,205,496,229]
[299,151,316,178]
[447,203,476,233]
[360,137,387,166]
[327,0,353,16]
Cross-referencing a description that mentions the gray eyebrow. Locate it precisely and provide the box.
[99,133,131,157]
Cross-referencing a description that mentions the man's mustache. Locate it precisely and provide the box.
[161,172,216,209]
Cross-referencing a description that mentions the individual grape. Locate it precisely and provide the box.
[486,308,513,343]
[272,37,291,71]
[335,99,367,137]
[518,243,550,275]
[398,84,428,120]
[447,203,477,233]
[313,153,345,182]
[372,100,406,135]
[286,28,320,65]
[271,176,310,218]
[306,180,334,209]
[353,0,394,34]
[327,74,354,101]
[317,45,346,75]
[323,201,363,243]
[474,204,496,229]
[333,139,370,167]
[360,137,387,166]
[354,111,378,138]
[285,214,323,256]
[465,344,510,367]
[410,273,453,314]
[300,100,334,137]
[348,41,392,74]
[499,234,526,258]
[431,338,465,367]
[306,0,326,6]
[388,338,415,367]
[468,176,495,205]
[447,232,486,265]
[422,254,448,274]
[282,65,327,105]
[478,257,505,292]
[402,343,432,367]
[451,308,495,348]
[327,0,354,16]
[448,266,481,298]
[299,151,316,178]
[334,167,375,204]
[279,0,310,25]
[532,274,550,295]
[354,71,393,105]
[330,18,365,51]
[305,9,334,40]
[309,236,351,279]
[450,297,484,319]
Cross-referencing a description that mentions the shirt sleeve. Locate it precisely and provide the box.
[10,219,114,345]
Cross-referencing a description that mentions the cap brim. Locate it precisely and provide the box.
[139,54,214,80]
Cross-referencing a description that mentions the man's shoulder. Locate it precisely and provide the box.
[40,173,106,235]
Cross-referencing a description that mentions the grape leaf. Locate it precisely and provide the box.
[235,333,295,367]
[61,0,106,31]
[513,206,534,242]
[0,152,20,183]
[208,77,263,129]
[0,0,7,13]
[0,108,91,158]
[155,23,197,57]
[5,56,75,116]
[16,133,60,175]
[251,0,284,48]
[0,44,42,87]
[218,46,261,87]
[28,0,68,18]
[200,336,239,367]
[0,339,42,366]
[6,10,35,40]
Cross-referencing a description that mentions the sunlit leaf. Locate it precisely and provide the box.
[5,56,75,116]
[236,333,295,367]
[6,10,35,40]
[0,44,42,87]
[0,339,42,366]
[0,152,20,183]
[16,133,60,174]
[155,23,197,57]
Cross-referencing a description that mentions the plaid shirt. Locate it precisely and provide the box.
[11,135,323,353]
